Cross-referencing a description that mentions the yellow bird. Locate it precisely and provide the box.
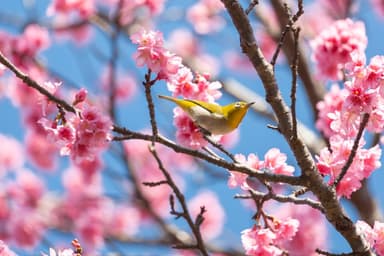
[159,95,254,135]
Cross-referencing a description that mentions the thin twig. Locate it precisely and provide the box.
[143,69,159,144]
[203,134,237,162]
[270,0,304,66]
[290,28,300,139]
[316,248,368,256]
[333,113,370,187]
[148,145,209,256]
[245,0,259,15]
[113,126,303,186]
[235,190,324,212]
[0,51,76,114]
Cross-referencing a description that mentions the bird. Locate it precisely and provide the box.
[158,95,254,135]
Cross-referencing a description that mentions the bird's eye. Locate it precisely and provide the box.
[235,102,241,108]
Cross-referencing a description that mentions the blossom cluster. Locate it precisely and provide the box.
[131,29,239,149]
[356,220,384,255]
[241,218,299,256]
[39,89,112,180]
[310,18,367,80]
[313,19,383,198]
[227,148,294,191]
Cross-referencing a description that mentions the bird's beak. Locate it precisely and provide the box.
[246,102,255,108]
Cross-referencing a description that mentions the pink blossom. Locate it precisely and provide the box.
[188,190,225,240]
[316,84,348,137]
[263,148,294,176]
[173,108,208,149]
[218,129,239,148]
[47,0,95,18]
[167,66,198,98]
[343,78,378,113]
[131,29,182,80]
[39,103,112,165]
[0,134,24,174]
[276,204,328,256]
[316,135,381,198]
[228,153,261,190]
[194,73,222,102]
[73,88,88,105]
[23,24,50,54]
[228,150,294,191]
[187,0,225,34]
[373,221,384,255]
[356,220,384,255]
[0,240,16,256]
[310,18,367,80]
[241,225,281,256]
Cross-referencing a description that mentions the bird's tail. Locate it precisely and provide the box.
[158,95,178,103]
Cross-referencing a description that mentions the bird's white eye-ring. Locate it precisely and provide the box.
[235,102,241,108]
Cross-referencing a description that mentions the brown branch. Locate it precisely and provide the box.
[235,191,324,212]
[148,145,209,256]
[257,0,326,118]
[143,70,159,143]
[219,0,372,254]
[270,0,303,66]
[290,28,300,139]
[333,113,370,187]
[0,51,76,114]
[113,126,303,186]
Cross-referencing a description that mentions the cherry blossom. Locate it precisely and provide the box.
[310,18,367,80]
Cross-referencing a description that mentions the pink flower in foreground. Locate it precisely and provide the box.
[241,218,299,256]
[228,149,294,191]
[316,135,381,198]
[276,204,327,256]
[131,29,182,80]
[188,190,225,240]
[263,148,294,176]
[310,18,367,80]
[316,84,348,137]
[40,100,112,165]
[173,107,208,149]
[356,220,384,255]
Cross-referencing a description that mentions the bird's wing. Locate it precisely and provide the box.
[185,99,223,115]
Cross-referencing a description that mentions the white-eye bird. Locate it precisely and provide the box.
[159,95,254,135]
